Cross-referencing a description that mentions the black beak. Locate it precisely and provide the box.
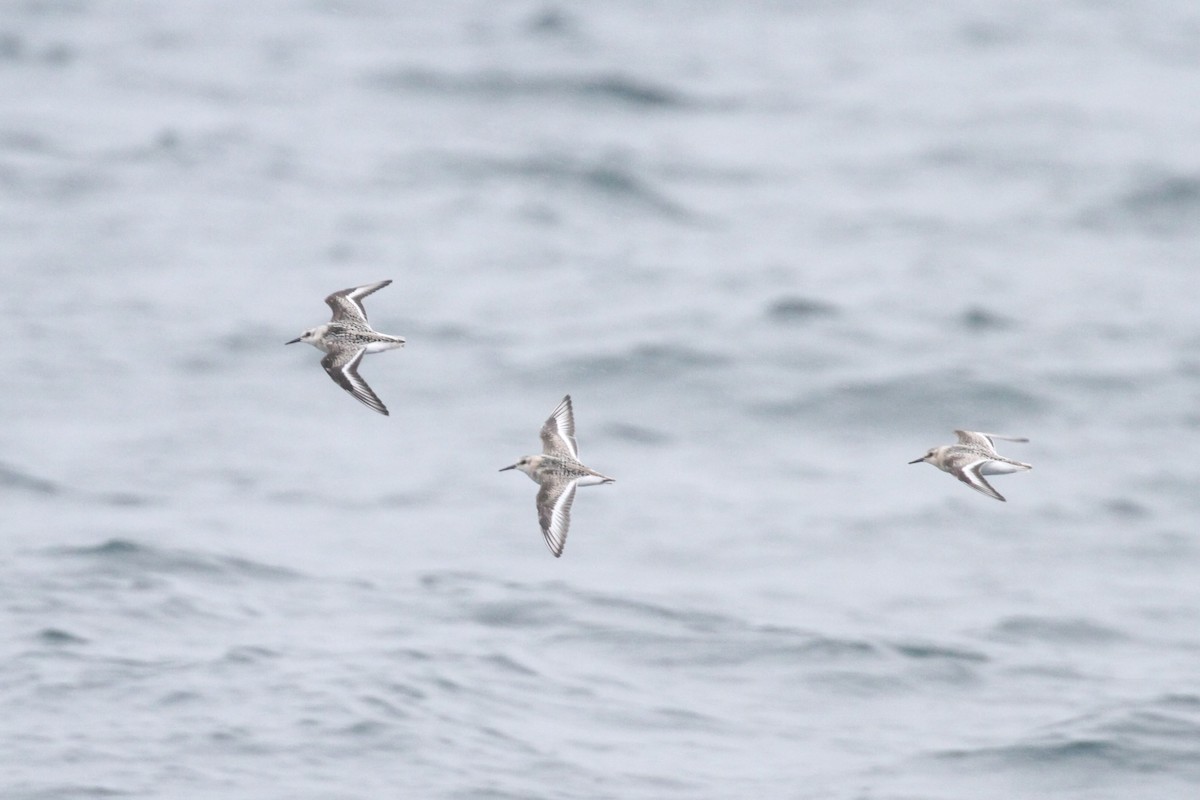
[908,457,925,464]
[285,337,301,345]
[499,464,517,472]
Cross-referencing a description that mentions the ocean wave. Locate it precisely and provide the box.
[890,641,989,663]
[758,372,1047,429]
[43,538,301,582]
[934,694,1200,779]
[0,462,58,495]
[1081,171,1200,235]
[34,627,88,646]
[936,737,1126,767]
[3,786,130,800]
[958,305,1015,331]
[988,615,1128,645]
[420,570,989,680]
[560,341,730,382]
[409,151,697,218]
[765,295,841,323]
[367,67,708,110]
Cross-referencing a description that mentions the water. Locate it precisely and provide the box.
[2,1,1200,797]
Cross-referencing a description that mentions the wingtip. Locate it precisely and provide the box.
[357,394,389,415]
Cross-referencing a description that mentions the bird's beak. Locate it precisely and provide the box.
[499,464,517,472]
[908,457,925,464]
[285,337,302,345]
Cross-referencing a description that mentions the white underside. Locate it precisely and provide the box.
[574,474,613,487]
[361,339,405,354]
[978,460,1031,475]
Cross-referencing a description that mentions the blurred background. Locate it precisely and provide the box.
[2,1,1199,797]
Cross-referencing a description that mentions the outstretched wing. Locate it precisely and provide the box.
[954,430,1028,452]
[540,395,578,459]
[955,459,1006,502]
[321,348,389,415]
[325,280,392,323]
[536,478,579,558]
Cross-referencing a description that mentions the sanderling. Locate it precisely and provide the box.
[909,430,1031,502]
[286,280,405,416]
[500,395,615,557]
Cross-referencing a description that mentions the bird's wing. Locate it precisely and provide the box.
[539,395,578,459]
[536,478,579,558]
[324,280,392,323]
[954,458,1006,501]
[321,348,389,415]
[954,429,1028,451]
[953,430,997,451]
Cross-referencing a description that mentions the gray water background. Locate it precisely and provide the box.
[3,1,1200,797]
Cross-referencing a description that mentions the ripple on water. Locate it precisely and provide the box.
[420,571,989,690]
[43,538,302,582]
[561,342,731,383]
[365,67,708,110]
[759,371,1048,430]
[1105,172,1200,235]
[0,462,59,495]
[3,786,132,800]
[391,149,700,219]
[932,694,1200,782]
[765,295,840,323]
[988,615,1128,645]
[34,628,88,646]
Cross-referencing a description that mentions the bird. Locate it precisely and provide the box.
[500,395,614,557]
[909,430,1032,502]
[286,280,405,415]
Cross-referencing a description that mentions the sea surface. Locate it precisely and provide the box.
[3,1,1200,798]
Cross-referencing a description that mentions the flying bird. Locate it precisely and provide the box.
[500,395,615,557]
[910,429,1031,502]
[287,280,405,415]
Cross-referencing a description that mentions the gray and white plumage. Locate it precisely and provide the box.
[287,280,406,416]
[500,395,614,557]
[909,429,1032,502]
